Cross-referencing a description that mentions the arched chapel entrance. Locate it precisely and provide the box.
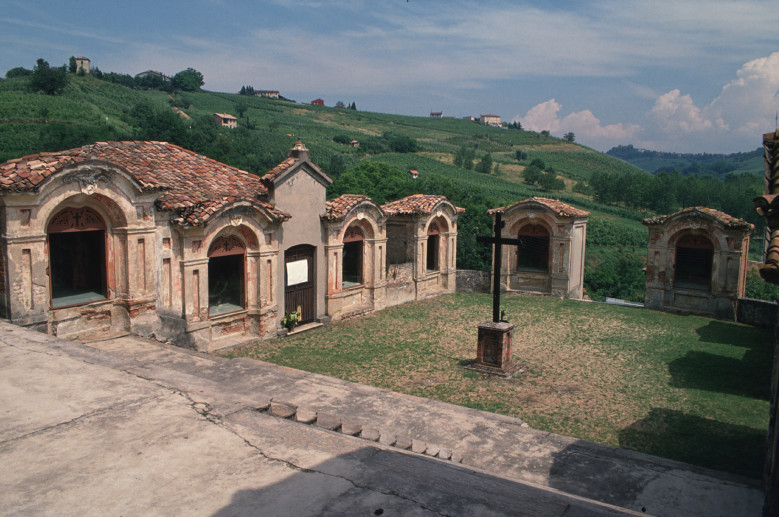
[208,235,247,316]
[47,206,108,308]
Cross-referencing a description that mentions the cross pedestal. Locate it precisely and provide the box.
[466,321,520,377]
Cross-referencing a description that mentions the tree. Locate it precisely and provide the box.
[335,101,346,108]
[475,153,493,174]
[563,132,575,142]
[538,170,564,191]
[541,130,550,136]
[383,132,417,153]
[68,56,77,74]
[329,162,412,204]
[236,103,248,119]
[529,158,546,170]
[328,154,348,178]
[29,58,68,95]
[454,146,467,167]
[5,67,32,78]
[172,68,204,92]
[463,149,475,170]
[349,102,357,110]
[523,164,542,185]
[515,150,527,161]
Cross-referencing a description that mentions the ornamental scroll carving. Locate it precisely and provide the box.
[48,207,106,233]
[208,235,246,257]
[71,171,105,195]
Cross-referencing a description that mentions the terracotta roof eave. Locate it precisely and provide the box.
[643,206,753,230]
[488,198,589,219]
[169,201,290,227]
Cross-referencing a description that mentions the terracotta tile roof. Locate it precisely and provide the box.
[0,141,289,226]
[260,157,297,184]
[381,194,464,216]
[643,206,753,230]
[324,194,374,221]
[488,197,589,219]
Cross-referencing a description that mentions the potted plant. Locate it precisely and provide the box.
[281,310,300,331]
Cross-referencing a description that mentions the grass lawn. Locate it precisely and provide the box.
[226,293,772,478]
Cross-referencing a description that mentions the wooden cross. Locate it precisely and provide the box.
[477,212,523,322]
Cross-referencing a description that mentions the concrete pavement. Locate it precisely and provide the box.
[0,321,764,516]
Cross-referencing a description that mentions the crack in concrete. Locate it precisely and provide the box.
[0,394,166,447]
[132,375,454,517]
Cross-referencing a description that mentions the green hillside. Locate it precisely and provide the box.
[606,144,763,177]
[0,72,769,302]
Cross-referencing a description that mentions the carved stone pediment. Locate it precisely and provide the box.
[69,171,106,195]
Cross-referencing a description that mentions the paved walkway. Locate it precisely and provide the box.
[0,321,764,516]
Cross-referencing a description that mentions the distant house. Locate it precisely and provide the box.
[408,169,419,180]
[463,116,477,122]
[311,99,324,106]
[349,140,360,148]
[135,70,172,82]
[430,111,442,118]
[75,57,90,75]
[480,114,501,127]
[214,113,238,129]
[256,90,280,99]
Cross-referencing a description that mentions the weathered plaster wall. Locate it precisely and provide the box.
[498,204,587,300]
[324,204,387,322]
[1,165,159,339]
[273,169,328,324]
[644,211,751,320]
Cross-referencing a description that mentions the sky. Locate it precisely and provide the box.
[2,0,778,154]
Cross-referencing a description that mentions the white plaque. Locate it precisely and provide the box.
[286,259,309,286]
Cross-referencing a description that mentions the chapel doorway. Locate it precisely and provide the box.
[674,234,714,290]
[517,224,550,272]
[47,206,108,308]
[208,236,246,316]
[285,244,315,324]
[427,223,440,272]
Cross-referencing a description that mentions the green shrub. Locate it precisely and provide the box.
[745,268,779,302]
[587,217,647,247]
[584,249,646,302]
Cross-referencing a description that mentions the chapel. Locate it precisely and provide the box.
[0,140,461,351]
[643,206,752,319]
[487,197,589,299]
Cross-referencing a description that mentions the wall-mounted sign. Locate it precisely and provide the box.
[286,259,309,286]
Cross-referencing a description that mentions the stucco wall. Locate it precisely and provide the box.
[737,298,778,328]
[273,169,328,323]
[456,270,490,293]
[644,211,751,320]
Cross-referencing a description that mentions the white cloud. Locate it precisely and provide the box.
[648,89,719,133]
[645,52,779,151]
[517,99,641,151]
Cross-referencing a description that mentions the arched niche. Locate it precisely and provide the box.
[207,235,247,316]
[516,223,551,273]
[47,206,108,308]
[673,233,714,290]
